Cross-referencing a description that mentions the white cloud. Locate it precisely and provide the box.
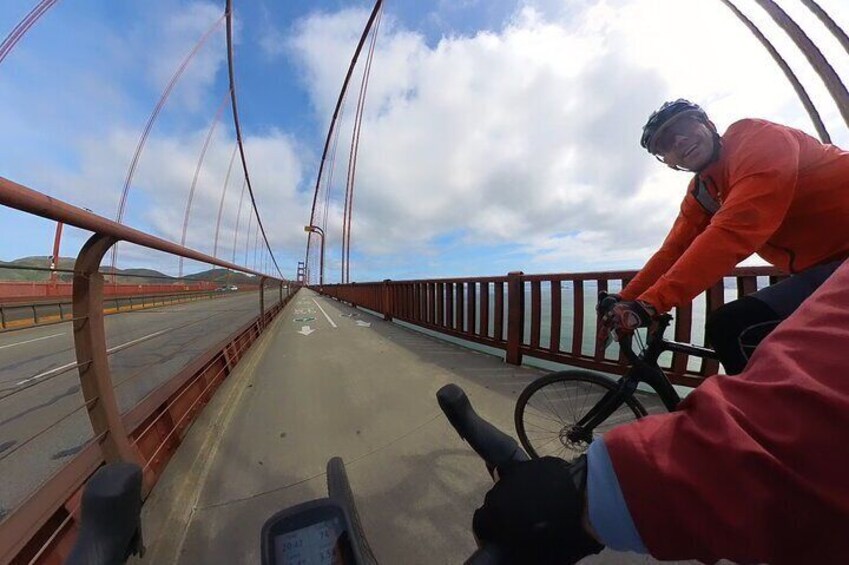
[289,0,849,278]
[141,2,227,113]
[3,0,849,281]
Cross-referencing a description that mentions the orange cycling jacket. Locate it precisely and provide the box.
[605,259,849,563]
[620,118,849,313]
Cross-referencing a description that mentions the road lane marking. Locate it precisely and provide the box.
[355,321,371,328]
[16,361,78,386]
[106,328,173,355]
[14,327,174,386]
[0,332,64,351]
[312,299,338,328]
[297,325,316,336]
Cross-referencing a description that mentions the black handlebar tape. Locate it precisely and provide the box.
[464,545,506,565]
[599,296,618,311]
[437,384,529,471]
[66,462,144,565]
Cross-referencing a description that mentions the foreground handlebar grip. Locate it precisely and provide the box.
[66,462,144,565]
[464,545,506,565]
[436,384,529,472]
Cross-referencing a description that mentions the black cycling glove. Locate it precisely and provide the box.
[596,291,622,317]
[472,456,604,564]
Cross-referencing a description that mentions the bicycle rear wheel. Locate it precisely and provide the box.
[515,370,647,460]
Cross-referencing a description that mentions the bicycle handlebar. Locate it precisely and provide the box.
[436,384,530,565]
[65,462,144,565]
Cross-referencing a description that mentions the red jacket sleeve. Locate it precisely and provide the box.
[638,124,799,312]
[603,259,849,564]
[620,194,708,301]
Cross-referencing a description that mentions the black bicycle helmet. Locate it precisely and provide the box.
[640,99,709,153]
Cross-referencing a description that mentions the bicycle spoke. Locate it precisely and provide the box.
[518,373,644,461]
[524,405,566,427]
[533,435,563,452]
[577,380,592,421]
[538,386,567,426]
[523,418,560,433]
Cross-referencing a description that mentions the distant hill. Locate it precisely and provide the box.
[185,268,259,285]
[0,256,262,285]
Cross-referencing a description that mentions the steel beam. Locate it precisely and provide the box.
[72,233,141,464]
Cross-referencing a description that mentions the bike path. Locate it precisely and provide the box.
[137,288,705,565]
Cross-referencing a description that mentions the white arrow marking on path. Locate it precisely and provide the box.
[298,325,316,336]
[356,321,371,328]
[312,299,337,328]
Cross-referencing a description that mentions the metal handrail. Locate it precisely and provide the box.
[0,175,299,563]
[316,266,784,387]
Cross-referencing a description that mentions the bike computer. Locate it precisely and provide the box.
[261,499,362,565]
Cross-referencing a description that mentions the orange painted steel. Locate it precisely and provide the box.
[4,293,293,565]
[0,174,293,564]
[316,266,781,388]
[0,281,227,301]
[0,176,271,279]
[72,233,141,465]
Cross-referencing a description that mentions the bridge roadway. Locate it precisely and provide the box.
[137,289,702,565]
[0,290,278,520]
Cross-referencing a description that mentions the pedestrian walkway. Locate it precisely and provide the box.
[135,288,703,565]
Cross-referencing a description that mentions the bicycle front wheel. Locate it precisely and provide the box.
[515,370,647,460]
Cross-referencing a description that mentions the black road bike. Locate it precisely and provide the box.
[515,313,719,460]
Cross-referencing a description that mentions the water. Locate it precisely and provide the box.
[431,278,772,380]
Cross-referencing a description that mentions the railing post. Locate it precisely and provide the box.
[72,233,141,464]
[259,276,267,326]
[505,271,525,365]
[382,279,392,321]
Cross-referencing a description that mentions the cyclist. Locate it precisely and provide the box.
[599,99,849,373]
[475,259,849,564]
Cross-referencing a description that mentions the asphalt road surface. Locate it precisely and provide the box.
[0,289,280,521]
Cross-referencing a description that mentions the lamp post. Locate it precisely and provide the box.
[303,225,325,286]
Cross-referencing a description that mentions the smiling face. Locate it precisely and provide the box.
[650,113,717,172]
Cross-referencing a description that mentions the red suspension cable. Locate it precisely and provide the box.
[0,0,61,65]
[304,0,384,282]
[231,178,247,264]
[178,91,231,278]
[213,142,240,256]
[225,0,283,278]
[342,7,382,283]
[110,13,225,272]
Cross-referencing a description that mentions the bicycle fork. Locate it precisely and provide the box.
[567,376,640,443]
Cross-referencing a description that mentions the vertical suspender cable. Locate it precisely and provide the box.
[800,0,849,56]
[752,0,849,130]
[304,0,384,282]
[225,0,283,278]
[178,91,231,278]
[111,14,226,273]
[0,0,61,65]
[342,6,383,283]
[213,142,240,256]
[231,178,247,264]
[718,0,831,143]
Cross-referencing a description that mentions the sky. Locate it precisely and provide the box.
[1,0,848,282]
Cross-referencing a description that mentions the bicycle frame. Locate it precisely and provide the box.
[569,315,719,440]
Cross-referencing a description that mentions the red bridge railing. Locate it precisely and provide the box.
[0,176,299,564]
[316,267,783,388]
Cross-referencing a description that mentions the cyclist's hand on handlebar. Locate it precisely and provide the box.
[596,291,621,317]
[600,300,656,339]
[473,456,604,564]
